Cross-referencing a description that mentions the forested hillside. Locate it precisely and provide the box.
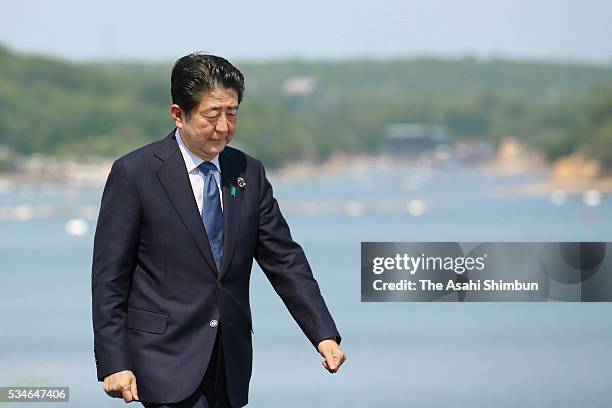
[1,45,611,168]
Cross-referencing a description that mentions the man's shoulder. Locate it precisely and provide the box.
[113,131,175,171]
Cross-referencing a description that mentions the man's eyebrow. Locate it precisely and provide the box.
[203,104,239,112]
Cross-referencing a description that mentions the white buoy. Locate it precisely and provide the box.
[405,199,427,216]
[65,218,89,236]
[583,189,602,207]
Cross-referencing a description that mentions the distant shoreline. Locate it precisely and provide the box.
[1,145,611,196]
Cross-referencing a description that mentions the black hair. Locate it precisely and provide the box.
[170,53,245,117]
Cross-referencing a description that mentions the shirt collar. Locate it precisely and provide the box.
[175,128,221,174]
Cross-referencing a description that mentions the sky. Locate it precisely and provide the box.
[1,0,611,64]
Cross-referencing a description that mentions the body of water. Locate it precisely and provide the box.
[1,163,611,407]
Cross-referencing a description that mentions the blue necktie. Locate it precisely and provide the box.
[198,161,223,271]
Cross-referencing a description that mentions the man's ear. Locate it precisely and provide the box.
[170,104,184,129]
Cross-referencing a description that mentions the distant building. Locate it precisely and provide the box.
[282,76,318,97]
[382,123,450,155]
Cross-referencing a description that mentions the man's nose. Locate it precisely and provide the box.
[215,113,229,133]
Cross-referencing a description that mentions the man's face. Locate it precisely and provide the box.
[171,87,239,161]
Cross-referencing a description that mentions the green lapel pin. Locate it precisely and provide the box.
[231,186,237,197]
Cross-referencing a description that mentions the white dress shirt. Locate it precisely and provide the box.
[175,128,223,213]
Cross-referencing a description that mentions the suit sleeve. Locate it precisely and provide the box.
[91,159,141,381]
[254,160,341,349]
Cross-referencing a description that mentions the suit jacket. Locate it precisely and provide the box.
[91,129,341,407]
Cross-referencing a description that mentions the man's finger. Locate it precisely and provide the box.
[104,380,120,398]
[323,355,338,373]
[326,356,337,370]
[324,349,338,371]
[122,388,134,403]
[323,359,336,373]
[121,379,135,403]
[130,376,139,401]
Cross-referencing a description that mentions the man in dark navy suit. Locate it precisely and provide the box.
[92,54,345,407]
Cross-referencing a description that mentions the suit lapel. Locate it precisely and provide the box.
[155,132,219,276]
[219,150,243,279]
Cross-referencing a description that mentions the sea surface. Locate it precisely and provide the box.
[1,163,611,407]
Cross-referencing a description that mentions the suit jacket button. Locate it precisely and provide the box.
[209,319,218,328]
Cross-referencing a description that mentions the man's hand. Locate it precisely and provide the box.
[317,338,346,374]
[103,370,139,403]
